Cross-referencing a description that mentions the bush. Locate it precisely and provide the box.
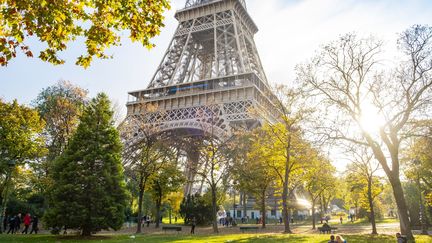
[180,194,213,226]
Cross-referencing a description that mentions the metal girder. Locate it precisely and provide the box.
[148,0,265,89]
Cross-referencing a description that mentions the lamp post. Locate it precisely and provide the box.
[0,160,16,234]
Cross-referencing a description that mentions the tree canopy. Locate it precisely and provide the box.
[33,80,88,161]
[0,99,45,178]
[44,93,127,236]
[0,0,170,67]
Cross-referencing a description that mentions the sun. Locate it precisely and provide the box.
[358,103,386,134]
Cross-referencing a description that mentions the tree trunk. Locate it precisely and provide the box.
[367,178,377,234]
[312,200,316,230]
[319,197,324,223]
[282,139,292,234]
[233,190,236,219]
[389,176,414,241]
[155,197,161,228]
[136,176,145,234]
[261,189,266,229]
[243,192,247,221]
[282,180,291,233]
[81,227,91,236]
[211,186,219,233]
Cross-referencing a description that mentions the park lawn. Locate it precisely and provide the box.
[0,234,431,243]
[340,217,399,226]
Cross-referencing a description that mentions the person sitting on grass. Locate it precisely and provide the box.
[396,233,407,243]
[328,235,337,243]
[336,235,347,243]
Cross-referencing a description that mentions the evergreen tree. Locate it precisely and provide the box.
[44,93,127,236]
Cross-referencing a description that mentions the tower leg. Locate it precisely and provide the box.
[184,146,200,196]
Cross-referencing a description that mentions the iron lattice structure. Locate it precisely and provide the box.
[123,0,278,195]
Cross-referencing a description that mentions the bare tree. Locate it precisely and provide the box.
[297,25,432,240]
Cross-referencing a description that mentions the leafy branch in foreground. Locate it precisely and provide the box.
[0,0,170,67]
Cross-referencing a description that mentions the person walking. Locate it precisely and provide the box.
[340,216,343,224]
[3,214,8,232]
[29,216,39,234]
[6,216,15,234]
[14,213,21,233]
[146,216,150,227]
[190,217,196,234]
[21,213,31,234]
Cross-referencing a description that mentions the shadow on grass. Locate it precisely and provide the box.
[0,233,429,243]
[227,235,312,242]
[154,234,405,243]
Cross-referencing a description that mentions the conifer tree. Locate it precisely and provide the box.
[44,93,127,236]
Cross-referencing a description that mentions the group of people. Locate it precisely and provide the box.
[141,215,151,227]
[219,216,236,227]
[3,213,39,234]
[240,216,249,224]
[328,235,346,243]
[327,232,409,243]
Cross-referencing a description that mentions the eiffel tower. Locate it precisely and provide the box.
[123,0,278,195]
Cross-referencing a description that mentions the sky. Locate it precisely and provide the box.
[1,0,432,170]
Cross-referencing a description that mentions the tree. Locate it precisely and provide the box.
[32,81,87,199]
[148,159,185,228]
[192,115,234,233]
[345,148,383,234]
[179,194,213,226]
[259,122,309,233]
[297,26,432,240]
[44,93,128,236]
[304,153,336,230]
[0,99,45,196]
[231,128,276,229]
[165,191,184,222]
[33,80,87,160]
[120,104,179,233]
[122,133,172,233]
[254,85,313,234]
[404,132,432,233]
[0,0,170,67]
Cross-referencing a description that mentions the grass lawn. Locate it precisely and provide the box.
[0,233,430,243]
[342,218,399,226]
[289,217,400,227]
